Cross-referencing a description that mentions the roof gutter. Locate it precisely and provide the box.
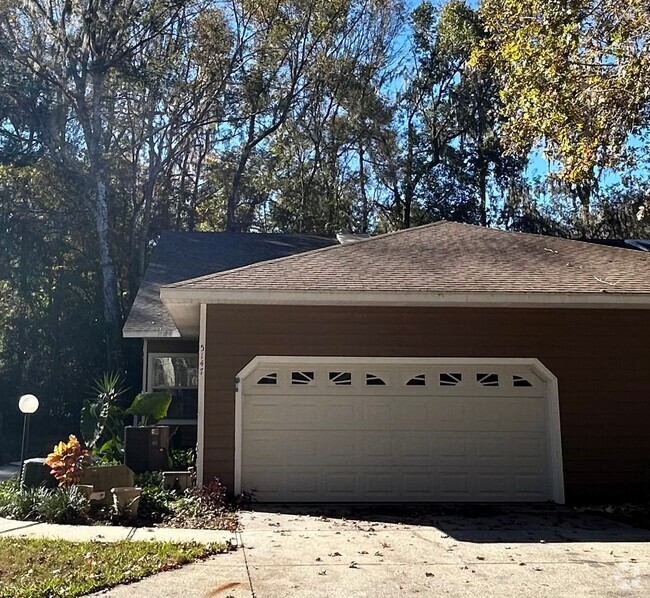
[122,328,182,339]
[160,287,650,309]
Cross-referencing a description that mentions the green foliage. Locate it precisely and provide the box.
[475,0,650,194]
[126,392,173,425]
[32,486,90,524]
[138,486,177,522]
[170,448,196,471]
[0,162,105,421]
[80,372,127,460]
[0,483,89,524]
[134,471,165,488]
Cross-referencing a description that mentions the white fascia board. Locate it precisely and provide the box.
[122,328,182,339]
[161,287,650,309]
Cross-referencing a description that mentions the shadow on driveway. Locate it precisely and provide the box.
[244,502,650,543]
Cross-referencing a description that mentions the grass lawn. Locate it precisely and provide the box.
[0,537,227,598]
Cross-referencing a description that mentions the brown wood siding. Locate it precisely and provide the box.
[203,305,650,503]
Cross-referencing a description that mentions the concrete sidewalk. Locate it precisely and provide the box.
[0,463,19,481]
[0,516,236,545]
[86,505,650,598]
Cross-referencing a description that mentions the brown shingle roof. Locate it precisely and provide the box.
[167,222,650,295]
[123,231,335,336]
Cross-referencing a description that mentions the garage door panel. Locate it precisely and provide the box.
[433,433,469,459]
[395,400,431,428]
[242,466,551,501]
[475,474,512,499]
[239,359,558,502]
[244,434,284,464]
[515,475,547,495]
[246,399,287,428]
[470,398,546,431]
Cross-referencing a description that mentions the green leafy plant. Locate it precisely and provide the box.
[138,486,177,522]
[0,482,89,524]
[33,486,89,524]
[0,478,35,520]
[170,448,196,470]
[126,391,173,425]
[45,435,92,487]
[80,372,127,459]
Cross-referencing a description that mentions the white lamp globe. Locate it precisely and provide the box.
[19,394,39,414]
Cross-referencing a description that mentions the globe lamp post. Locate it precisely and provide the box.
[18,394,39,486]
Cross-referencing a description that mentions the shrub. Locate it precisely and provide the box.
[33,486,89,524]
[80,372,128,461]
[0,479,36,520]
[138,486,176,522]
[0,483,89,524]
[170,448,196,470]
[134,471,164,488]
[165,478,237,530]
[45,435,91,486]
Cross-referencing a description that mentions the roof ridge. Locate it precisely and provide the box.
[165,221,451,288]
[459,222,650,256]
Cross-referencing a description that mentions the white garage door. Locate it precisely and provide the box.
[235,358,564,503]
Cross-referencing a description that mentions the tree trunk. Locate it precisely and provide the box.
[227,116,257,232]
[91,177,123,371]
[478,160,488,227]
[577,182,591,234]
[403,121,415,229]
[359,142,368,233]
[227,158,247,232]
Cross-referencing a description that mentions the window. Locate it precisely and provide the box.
[476,373,499,387]
[406,374,426,386]
[291,371,315,385]
[439,372,462,386]
[149,354,198,420]
[513,375,533,387]
[365,373,386,386]
[151,355,198,389]
[329,371,352,385]
[257,373,278,385]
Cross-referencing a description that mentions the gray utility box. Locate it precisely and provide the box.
[124,426,170,473]
[22,458,57,489]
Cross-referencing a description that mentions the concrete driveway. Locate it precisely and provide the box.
[93,504,650,597]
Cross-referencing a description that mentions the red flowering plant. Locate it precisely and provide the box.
[45,435,92,487]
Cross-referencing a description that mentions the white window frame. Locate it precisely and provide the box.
[146,352,199,425]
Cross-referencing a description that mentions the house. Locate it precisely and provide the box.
[126,222,650,504]
[122,231,336,446]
